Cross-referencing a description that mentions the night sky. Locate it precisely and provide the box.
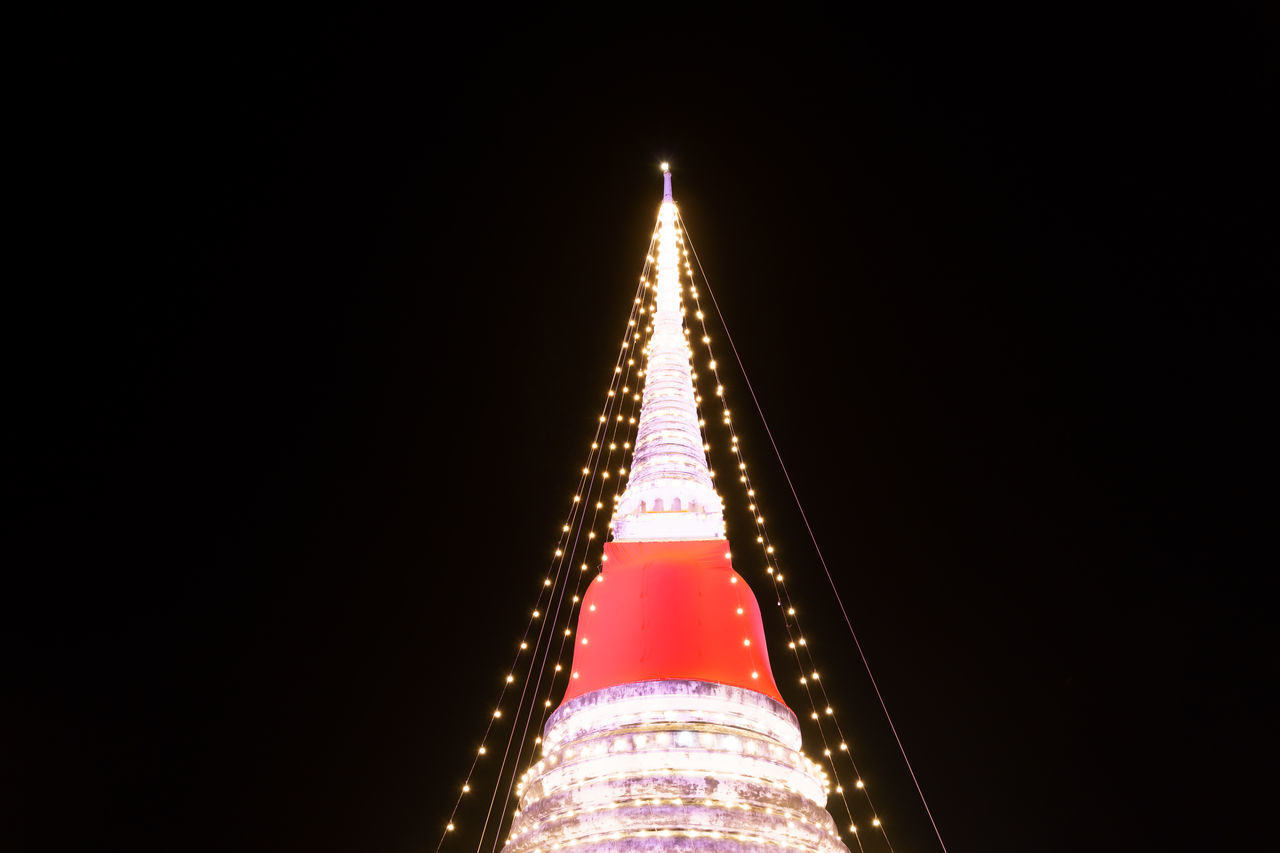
[18,7,1276,853]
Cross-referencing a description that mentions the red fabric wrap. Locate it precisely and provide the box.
[559,539,786,706]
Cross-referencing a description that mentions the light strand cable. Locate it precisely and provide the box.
[503,275,654,818]
[473,231,659,852]
[495,246,659,843]
[682,224,898,851]
[471,271,648,853]
[490,297,649,850]
[680,212,947,853]
[678,235,873,851]
[494,297,651,849]
[434,448,601,849]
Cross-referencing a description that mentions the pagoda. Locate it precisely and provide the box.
[500,170,850,853]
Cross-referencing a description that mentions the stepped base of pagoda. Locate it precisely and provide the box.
[503,680,850,853]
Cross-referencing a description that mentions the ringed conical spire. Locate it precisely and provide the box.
[611,166,725,541]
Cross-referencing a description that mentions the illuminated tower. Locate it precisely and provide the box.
[502,169,850,853]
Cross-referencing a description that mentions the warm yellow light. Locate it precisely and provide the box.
[660,161,669,171]
[493,710,501,718]
[872,818,881,826]
[447,823,455,831]
[506,674,514,683]
[856,780,864,789]
[463,783,470,792]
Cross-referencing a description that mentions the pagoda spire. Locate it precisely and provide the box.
[611,166,725,541]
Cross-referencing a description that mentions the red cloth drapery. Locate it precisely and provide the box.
[559,539,786,706]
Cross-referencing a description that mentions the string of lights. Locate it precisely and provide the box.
[484,268,657,853]
[679,208,945,853]
[656,216,878,852]
[472,262,659,853]
[435,231,660,851]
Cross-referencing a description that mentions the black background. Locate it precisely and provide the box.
[15,5,1276,853]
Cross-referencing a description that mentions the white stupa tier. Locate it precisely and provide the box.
[506,680,847,853]
[611,171,726,542]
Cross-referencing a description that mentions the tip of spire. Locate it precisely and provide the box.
[661,162,673,201]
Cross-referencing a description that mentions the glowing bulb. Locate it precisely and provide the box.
[447,823,455,831]
[532,610,540,618]
[493,710,501,718]
[506,674,514,683]
[463,784,470,792]
[478,746,486,755]
[736,607,744,614]
[743,639,750,646]
[840,742,848,750]
[872,818,880,827]
[856,780,864,789]
[660,161,669,171]
[826,706,834,715]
